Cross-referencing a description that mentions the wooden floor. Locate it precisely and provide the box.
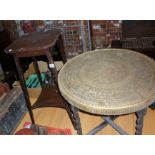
[15,88,155,135]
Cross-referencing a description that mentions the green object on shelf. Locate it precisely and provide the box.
[26,73,46,88]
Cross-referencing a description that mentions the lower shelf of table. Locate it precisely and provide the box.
[31,85,65,110]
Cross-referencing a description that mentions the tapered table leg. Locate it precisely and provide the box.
[32,57,43,86]
[13,55,35,124]
[135,108,147,135]
[56,35,67,63]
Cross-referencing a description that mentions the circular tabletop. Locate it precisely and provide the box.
[58,49,155,115]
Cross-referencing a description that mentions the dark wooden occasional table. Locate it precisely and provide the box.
[5,29,75,127]
[58,48,155,135]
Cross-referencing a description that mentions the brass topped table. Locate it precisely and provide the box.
[58,48,155,135]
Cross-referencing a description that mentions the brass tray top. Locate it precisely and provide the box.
[58,49,155,115]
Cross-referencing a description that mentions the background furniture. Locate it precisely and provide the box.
[111,20,155,59]
[0,30,17,87]
[58,49,155,135]
[5,29,75,130]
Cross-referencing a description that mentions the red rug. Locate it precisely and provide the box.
[15,122,72,135]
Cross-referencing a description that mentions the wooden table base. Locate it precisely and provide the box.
[71,105,147,135]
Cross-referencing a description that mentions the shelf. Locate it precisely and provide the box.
[31,85,65,110]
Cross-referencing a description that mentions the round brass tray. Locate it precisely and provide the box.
[58,49,155,115]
